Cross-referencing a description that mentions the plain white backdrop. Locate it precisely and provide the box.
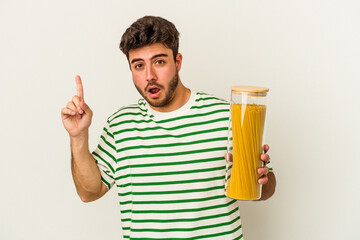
[1,0,359,239]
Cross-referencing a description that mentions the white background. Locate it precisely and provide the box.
[1,0,359,239]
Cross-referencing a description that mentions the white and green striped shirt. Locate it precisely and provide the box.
[92,91,244,239]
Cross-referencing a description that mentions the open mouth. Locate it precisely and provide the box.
[149,87,160,94]
[147,86,161,98]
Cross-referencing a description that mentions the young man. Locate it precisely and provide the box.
[61,16,276,239]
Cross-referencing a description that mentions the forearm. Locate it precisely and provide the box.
[258,172,276,201]
[70,132,105,202]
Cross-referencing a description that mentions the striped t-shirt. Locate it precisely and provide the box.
[92,91,244,239]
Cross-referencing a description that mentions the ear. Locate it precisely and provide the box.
[175,53,183,72]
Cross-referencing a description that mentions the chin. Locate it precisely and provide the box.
[148,100,166,108]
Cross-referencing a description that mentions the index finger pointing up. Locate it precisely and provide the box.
[75,75,84,100]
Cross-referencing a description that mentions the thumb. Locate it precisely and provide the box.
[80,101,93,116]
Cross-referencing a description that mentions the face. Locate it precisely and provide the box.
[128,43,182,110]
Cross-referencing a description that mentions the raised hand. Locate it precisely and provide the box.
[61,75,93,138]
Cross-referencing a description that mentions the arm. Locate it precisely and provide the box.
[61,75,108,202]
[70,132,108,202]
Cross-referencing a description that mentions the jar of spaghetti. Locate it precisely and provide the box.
[225,86,269,200]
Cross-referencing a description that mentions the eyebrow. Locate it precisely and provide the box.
[130,53,169,64]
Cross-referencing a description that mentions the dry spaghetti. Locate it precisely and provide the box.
[226,103,266,200]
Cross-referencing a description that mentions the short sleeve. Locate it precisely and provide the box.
[92,120,117,190]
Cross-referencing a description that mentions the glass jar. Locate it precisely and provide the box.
[225,86,269,200]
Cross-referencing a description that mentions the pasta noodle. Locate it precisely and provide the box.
[226,103,266,200]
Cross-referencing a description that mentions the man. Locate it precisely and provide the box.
[61,16,276,239]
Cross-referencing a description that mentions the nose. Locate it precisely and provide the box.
[146,65,157,82]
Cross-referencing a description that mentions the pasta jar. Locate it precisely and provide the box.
[225,86,269,200]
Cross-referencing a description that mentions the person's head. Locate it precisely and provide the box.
[119,16,189,113]
[120,16,180,62]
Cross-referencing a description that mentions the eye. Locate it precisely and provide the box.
[155,59,165,65]
[134,63,143,70]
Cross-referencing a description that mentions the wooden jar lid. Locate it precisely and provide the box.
[231,86,269,93]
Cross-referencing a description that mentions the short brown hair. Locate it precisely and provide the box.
[120,16,180,61]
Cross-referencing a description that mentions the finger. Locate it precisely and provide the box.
[72,95,84,114]
[258,175,268,184]
[263,144,270,153]
[61,107,75,117]
[261,153,270,164]
[75,75,84,100]
[224,153,233,162]
[67,101,77,112]
[258,167,269,176]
